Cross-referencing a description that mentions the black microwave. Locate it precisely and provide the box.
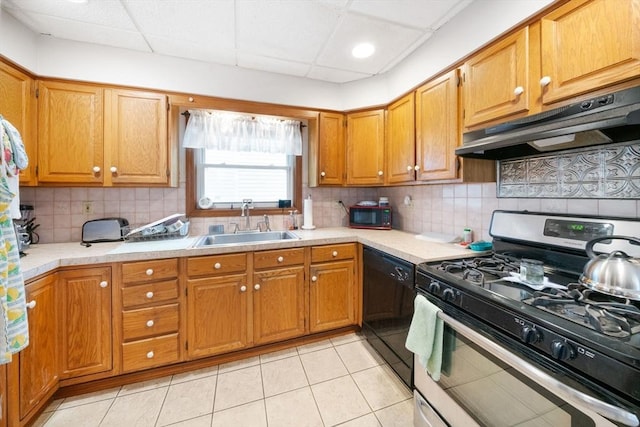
[349,205,392,229]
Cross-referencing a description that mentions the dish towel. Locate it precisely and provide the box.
[405,294,444,381]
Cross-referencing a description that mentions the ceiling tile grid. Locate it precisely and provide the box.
[1,0,474,83]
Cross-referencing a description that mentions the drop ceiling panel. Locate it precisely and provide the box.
[235,0,342,63]
[349,0,470,30]
[2,0,136,30]
[317,13,423,74]
[307,65,372,84]
[237,52,310,78]
[145,35,236,65]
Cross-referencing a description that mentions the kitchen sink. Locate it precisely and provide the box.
[193,230,300,247]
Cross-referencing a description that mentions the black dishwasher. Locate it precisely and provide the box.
[362,246,415,387]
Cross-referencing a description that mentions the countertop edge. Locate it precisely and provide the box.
[19,228,479,281]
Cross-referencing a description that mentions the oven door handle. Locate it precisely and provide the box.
[438,311,640,427]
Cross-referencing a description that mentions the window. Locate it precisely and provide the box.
[196,149,296,208]
[183,107,311,218]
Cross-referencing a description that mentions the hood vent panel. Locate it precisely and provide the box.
[457,86,640,160]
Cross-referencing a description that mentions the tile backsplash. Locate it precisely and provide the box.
[20,182,640,244]
[498,142,640,199]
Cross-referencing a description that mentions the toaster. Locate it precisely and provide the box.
[82,218,129,243]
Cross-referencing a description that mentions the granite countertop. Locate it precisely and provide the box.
[19,227,479,281]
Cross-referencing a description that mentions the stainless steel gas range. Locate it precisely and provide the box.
[413,210,640,427]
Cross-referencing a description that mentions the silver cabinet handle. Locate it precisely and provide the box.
[438,311,640,427]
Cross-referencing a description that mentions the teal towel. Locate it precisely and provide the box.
[405,294,444,381]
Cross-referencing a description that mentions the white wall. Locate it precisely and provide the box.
[1,0,554,111]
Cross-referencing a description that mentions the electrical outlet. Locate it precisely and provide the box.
[82,201,93,214]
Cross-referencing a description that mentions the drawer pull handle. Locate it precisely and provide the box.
[311,275,317,282]
[146,320,154,327]
[214,262,221,269]
[240,285,247,292]
[26,300,36,309]
[254,284,260,290]
[332,251,338,257]
[146,351,154,359]
[146,291,154,299]
[99,281,108,288]
[277,256,284,263]
[146,268,154,276]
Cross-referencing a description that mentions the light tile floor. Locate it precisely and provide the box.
[33,333,414,427]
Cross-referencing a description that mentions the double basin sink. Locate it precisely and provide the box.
[193,230,300,247]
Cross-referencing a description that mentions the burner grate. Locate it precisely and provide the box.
[526,285,640,338]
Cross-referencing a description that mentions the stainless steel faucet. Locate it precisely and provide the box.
[240,198,253,230]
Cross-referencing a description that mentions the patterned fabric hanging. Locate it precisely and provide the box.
[0,118,29,364]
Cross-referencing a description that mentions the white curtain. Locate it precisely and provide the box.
[182,110,302,155]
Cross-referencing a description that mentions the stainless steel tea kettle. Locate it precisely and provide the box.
[579,235,640,300]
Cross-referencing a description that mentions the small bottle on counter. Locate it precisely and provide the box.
[462,228,473,244]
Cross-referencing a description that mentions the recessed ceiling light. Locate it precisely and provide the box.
[351,43,375,59]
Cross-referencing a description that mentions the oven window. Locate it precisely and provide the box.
[434,327,596,427]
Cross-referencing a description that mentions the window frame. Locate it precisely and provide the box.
[181,101,317,219]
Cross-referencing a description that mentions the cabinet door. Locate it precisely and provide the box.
[187,274,250,358]
[309,260,356,333]
[105,89,169,185]
[58,267,112,379]
[37,81,104,184]
[19,275,59,420]
[540,0,640,104]
[346,109,385,185]
[0,365,5,427]
[415,70,459,181]
[253,266,305,345]
[386,93,416,184]
[462,27,530,128]
[315,112,345,186]
[0,61,36,186]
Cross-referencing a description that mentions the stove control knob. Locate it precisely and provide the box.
[428,281,441,294]
[520,326,541,344]
[551,340,576,361]
[442,288,456,302]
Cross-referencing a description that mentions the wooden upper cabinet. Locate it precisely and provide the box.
[462,27,530,128]
[0,61,36,186]
[105,89,169,185]
[37,81,104,184]
[314,112,345,186]
[540,0,640,104]
[346,109,385,185]
[37,81,172,186]
[386,93,416,184]
[415,70,460,181]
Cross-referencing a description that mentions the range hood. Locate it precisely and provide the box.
[457,85,640,160]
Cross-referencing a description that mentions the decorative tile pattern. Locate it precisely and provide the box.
[498,142,640,198]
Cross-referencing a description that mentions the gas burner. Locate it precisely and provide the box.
[436,253,520,285]
[526,285,640,338]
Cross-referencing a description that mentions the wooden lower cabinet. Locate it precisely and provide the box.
[309,244,357,332]
[0,365,6,427]
[8,274,59,427]
[58,267,112,379]
[187,273,250,358]
[253,266,306,345]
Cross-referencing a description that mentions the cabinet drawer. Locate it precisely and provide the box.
[122,333,179,372]
[122,279,178,308]
[311,243,356,263]
[187,253,247,277]
[122,303,179,341]
[254,248,304,269]
[122,259,178,285]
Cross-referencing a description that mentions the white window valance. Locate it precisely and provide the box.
[182,109,302,155]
